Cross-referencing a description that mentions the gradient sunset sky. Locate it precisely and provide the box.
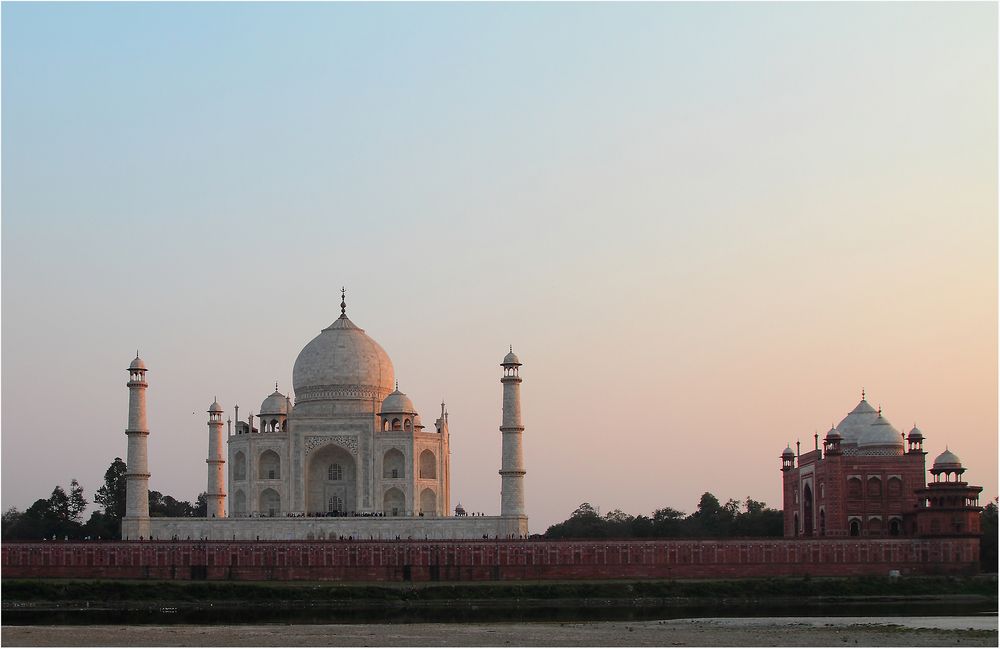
[2,2,996,532]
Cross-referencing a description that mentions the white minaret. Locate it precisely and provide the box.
[206,398,226,518]
[499,347,526,518]
[123,354,150,539]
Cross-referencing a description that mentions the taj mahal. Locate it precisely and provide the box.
[121,292,529,541]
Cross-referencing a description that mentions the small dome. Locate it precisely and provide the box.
[208,399,223,413]
[933,449,963,471]
[455,502,466,516]
[129,355,147,371]
[858,413,904,450]
[907,426,924,441]
[836,398,879,444]
[825,426,842,440]
[781,445,795,457]
[380,387,416,414]
[259,390,288,416]
[502,349,521,366]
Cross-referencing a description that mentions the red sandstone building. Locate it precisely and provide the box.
[781,392,983,539]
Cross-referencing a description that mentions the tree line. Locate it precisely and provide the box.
[2,458,207,541]
[543,493,785,539]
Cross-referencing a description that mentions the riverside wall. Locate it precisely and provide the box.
[1,537,981,581]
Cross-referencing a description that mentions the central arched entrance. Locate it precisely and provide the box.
[307,445,357,514]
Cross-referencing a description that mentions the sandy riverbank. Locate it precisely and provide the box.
[3,617,997,647]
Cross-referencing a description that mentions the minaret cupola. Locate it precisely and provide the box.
[907,425,925,454]
[780,444,795,471]
[502,347,522,376]
[128,353,147,385]
[931,449,965,483]
[823,426,843,456]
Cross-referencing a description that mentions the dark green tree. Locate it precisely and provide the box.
[603,508,634,537]
[68,479,87,522]
[544,502,612,538]
[981,499,998,573]
[651,507,686,537]
[194,492,208,517]
[94,458,127,520]
[2,507,23,539]
[47,486,71,521]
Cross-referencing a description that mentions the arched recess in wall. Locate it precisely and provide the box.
[419,450,436,479]
[420,488,436,514]
[259,450,280,480]
[232,489,246,514]
[233,452,247,481]
[383,449,405,479]
[889,517,902,536]
[383,487,405,516]
[868,516,883,535]
[802,483,814,536]
[260,488,280,516]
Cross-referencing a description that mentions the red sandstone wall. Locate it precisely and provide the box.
[0,538,981,582]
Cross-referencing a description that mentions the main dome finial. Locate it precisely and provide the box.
[340,286,347,316]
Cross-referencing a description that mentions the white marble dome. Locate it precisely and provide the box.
[933,449,963,471]
[129,355,147,371]
[858,414,904,451]
[380,387,416,414]
[836,398,879,444]
[259,390,288,415]
[293,314,395,398]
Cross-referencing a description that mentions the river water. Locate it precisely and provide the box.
[5,597,995,626]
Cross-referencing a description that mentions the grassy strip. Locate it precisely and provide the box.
[3,575,996,603]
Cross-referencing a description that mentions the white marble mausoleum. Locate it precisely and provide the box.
[121,292,528,541]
